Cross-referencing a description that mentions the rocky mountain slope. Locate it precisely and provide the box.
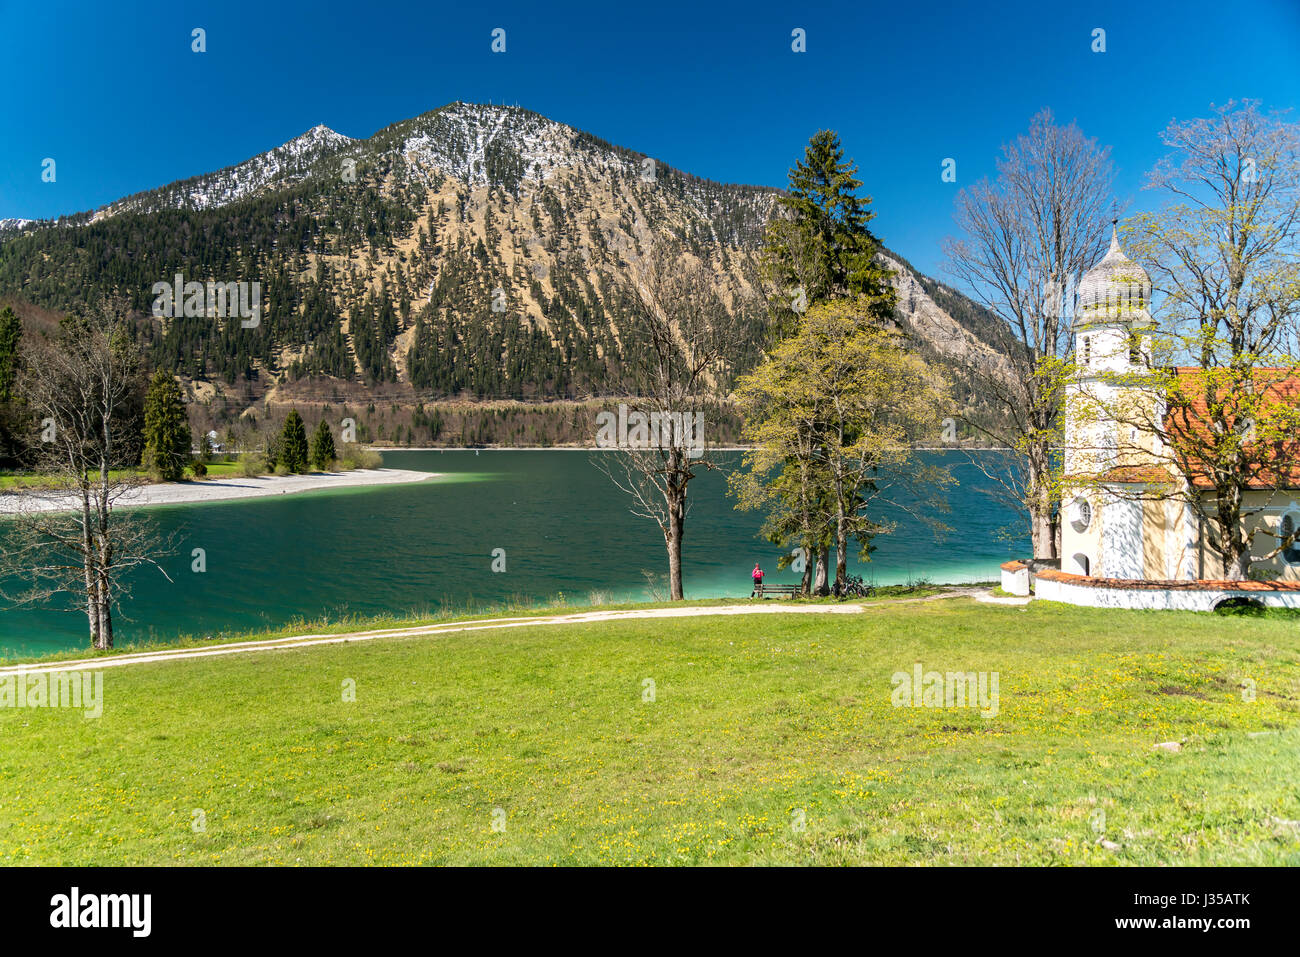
[0,102,1012,443]
[89,125,360,220]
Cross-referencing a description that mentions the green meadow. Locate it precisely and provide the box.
[2,597,1298,865]
[0,461,242,491]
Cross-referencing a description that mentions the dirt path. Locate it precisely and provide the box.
[0,588,990,677]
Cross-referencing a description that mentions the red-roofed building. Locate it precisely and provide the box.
[1060,229,1300,583]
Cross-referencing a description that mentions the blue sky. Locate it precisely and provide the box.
[1,0,1297,276]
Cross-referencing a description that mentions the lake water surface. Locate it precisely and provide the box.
[0,450,1025,658]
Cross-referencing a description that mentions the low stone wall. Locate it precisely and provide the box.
[1000,561,1031,597]
[1001,560,1300,611]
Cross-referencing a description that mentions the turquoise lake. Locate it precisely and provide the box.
[0,450,1025,658]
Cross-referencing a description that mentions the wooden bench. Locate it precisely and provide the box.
[754,584,801,599]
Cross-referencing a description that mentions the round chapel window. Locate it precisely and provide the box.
[1071,497,1092,533]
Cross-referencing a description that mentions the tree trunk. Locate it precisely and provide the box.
[95,581,113,650]
[85,576,100,647]
[666,490,685,601]
[800,548,813,596]
[813,545,830,596]
[1030,507,1058,561]
[94,485,114,649]
[1216,486,1251,579]
[834,499,848,592]
[1216,530,1250,579]
[80,487,101,648]
[1026,438,1058,561]
[1228,549,1250,580]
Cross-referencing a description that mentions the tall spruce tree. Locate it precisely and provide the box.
[279,409,309,473]
[761,130,896,339]
[0,306,22,466]
[142,370,191,481]
[753,131,900,591]
[310,420,336,470]
[0,306,20,402]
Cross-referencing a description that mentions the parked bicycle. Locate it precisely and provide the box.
[833,575,875,599]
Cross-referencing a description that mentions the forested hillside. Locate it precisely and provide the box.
[0,102,1013,446]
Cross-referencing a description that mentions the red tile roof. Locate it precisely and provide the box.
[1095,465,1180,484]
[1161,367,1300,489]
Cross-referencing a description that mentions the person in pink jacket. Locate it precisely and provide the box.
[751,563,764,598]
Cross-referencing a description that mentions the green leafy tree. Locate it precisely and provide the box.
[730,297,953,595]
[1071,101,1300,578]
[310,420,336,470]
[279,409,309,473]
[761,131,896,339]
[142,370,191,482]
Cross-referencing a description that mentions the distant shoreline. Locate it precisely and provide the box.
[0,468,436,513]
[372,445,1014,452]
[375,446,751,452]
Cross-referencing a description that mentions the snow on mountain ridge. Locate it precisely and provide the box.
[46,103,774,229]
[92,124,358,221]
[390,103,780,235]
[394,103,596,186]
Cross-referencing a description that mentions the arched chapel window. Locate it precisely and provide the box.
[1280,512,1300,564]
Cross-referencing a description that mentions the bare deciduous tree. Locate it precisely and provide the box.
[1072,100,1300,578]
[944,109,1116,559]
[0,301,171,649]
[596,250,749,601]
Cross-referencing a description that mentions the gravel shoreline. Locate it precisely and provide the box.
[0,468,437,513]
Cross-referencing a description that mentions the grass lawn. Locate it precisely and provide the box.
[0,468,142,490]
[0,460,240,490]
[196,461,241,479]
[2,597,1298,865]
[0,584,954,667]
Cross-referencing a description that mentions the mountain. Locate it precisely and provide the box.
[0,102,1011,446]
[89,125,359,221]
